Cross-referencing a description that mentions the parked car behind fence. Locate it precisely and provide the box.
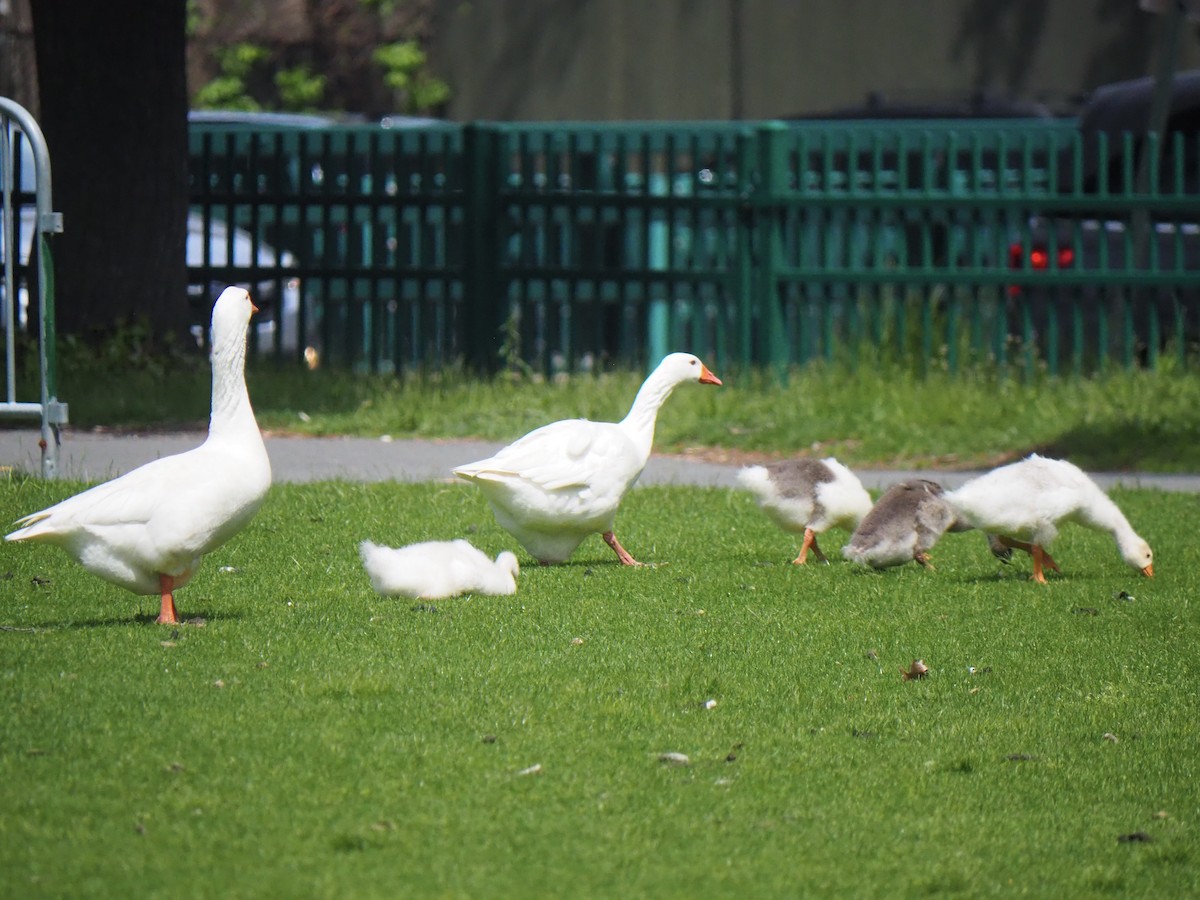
[1005,72,1200,367]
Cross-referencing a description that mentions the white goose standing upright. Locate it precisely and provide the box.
[943,454,1154,583]
[6,286,273,623]
[453,352,722,565]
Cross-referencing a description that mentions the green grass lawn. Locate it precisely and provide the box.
[2,477,1197,897]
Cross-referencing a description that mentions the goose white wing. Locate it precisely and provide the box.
[456,419,640,492]
[9,443,269,559]
[10,452,202,537]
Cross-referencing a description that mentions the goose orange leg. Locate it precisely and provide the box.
[997,536,1060,581]
[1030,544,1061,584]
[603,531,642,566]
[793,528,828,565]
[157,574,180,624]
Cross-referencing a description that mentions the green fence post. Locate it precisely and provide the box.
[647,165,670,366]
[462,123,504,374]
[754,121,790,380]
[734,128,757,367]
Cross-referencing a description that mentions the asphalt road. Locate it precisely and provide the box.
[2,428,1197,493]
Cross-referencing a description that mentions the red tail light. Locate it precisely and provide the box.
[1007,244,1074,296]
[1008,243,1024,270]
[1008,243,1075,270]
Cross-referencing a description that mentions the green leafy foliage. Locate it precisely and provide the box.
[274,65,327,112]
[373,40,451,113]
[192,42,269,111]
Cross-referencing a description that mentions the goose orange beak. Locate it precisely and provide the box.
[699,364,722,386]
[1141,564,1154,577]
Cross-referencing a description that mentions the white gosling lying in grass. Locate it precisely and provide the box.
[738,457,872,564]
[5,287,272,624]
[843,479,963,569]
[452,352,722,565]
[943,454,1154,583]
[359,539,519,599]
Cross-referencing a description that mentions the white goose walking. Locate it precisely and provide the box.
[453,352,722,565]
[943,454,1154,583]
[6,286,273,623]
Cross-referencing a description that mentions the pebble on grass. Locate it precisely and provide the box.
[901,659,929,681]
[658,752,690,766]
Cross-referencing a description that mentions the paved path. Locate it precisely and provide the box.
[2,428,1197,492]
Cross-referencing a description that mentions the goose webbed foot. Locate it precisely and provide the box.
[603,531,643,566]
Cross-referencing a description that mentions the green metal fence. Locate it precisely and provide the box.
[188,118,1200,376]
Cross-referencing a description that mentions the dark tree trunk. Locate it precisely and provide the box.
[29,0,189,339]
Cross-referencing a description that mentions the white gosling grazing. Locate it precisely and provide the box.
[452,352,722,565]
[738,458,872,564]
[943,454,1154,583]
[5,286,272,624]
[359,539,519,599]
[843,479,960,570]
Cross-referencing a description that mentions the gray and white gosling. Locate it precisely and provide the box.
[738,457,873,565]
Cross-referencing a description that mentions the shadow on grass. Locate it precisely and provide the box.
[1,608,242,631]
[537,557,676,570]
[132,608,243,627]
[948,567,1135,588]
[1030,421,1198,472]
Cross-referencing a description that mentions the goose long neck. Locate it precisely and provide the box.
[208,325,258,438]
[619,369,677,458]
[1081,488,1138,544]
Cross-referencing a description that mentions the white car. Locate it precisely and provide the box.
[186,213,308,355]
